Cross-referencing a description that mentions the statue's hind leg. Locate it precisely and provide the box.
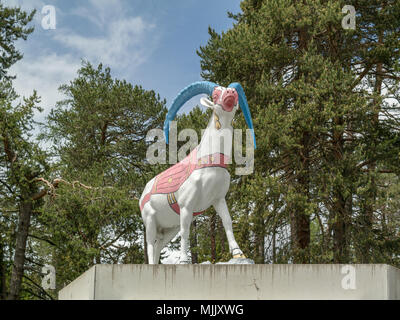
[153,226,180,264]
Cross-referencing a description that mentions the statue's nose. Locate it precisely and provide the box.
[221,89,238,112]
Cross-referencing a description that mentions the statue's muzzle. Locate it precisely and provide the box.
[212,87,238,112]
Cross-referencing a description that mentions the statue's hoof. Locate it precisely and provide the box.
[232,253,246,259]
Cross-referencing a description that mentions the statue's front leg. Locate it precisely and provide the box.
[213,198,246,259]
[179,207,193,264]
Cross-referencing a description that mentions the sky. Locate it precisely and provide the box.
[4,0,242,124]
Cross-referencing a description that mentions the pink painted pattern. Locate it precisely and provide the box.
[140,148,229,215]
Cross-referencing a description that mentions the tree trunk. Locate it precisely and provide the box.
[361,33,383,263]
[331,113,350,263]
[8,198,32,300]
[219,219,226,255]
[210,212,216,262]
[290,133,311,263]
[0,241,6,299]
[143,231,148,264]
[290,205,310,263]
[190,220,198,264]
[289,26,311,264]
[254,211,265,263]
[272,226,276,264]
[332,194,347,263]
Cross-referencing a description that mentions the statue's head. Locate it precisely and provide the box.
[163,81,256,149]
[199,86,239,121]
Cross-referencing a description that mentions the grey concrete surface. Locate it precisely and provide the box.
[58,264,400,300]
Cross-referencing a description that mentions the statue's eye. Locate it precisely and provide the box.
[212,88,222,104]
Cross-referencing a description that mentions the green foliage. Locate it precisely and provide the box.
[33,61,167,291]
[0,77,49,299]
[197,0,400,264]
[0,2,35,79]
[44,61,166,179]
[37,181,142,288]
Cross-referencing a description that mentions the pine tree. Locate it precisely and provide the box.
[197,0,400,264]
[0,3,53,299]
[39,61,167,285]
[0,3,35,80]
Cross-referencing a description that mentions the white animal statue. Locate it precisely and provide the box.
[140,81,256,264]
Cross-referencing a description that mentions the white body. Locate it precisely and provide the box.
[140,97,245,264]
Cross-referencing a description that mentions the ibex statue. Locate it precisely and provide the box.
[140,81,256,264]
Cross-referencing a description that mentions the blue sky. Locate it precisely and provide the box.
[4,0,242,122]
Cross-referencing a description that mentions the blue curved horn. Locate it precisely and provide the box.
[164,81,218,144]
[228,82,256,149]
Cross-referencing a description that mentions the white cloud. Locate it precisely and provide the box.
[53,16,156,69]
[9,53,80,121]
[88,0,124,27]
[59,0,158,70]
[4,0,159,128]
[69,0,124,29]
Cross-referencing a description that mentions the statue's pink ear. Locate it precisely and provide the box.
[200,97,214,109]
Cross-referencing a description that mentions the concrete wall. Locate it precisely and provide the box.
[58,266,96,300]
[58,264,400,300]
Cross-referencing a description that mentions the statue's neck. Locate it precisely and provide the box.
[197,111,233,159]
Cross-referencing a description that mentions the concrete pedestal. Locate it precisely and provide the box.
[58,264,400,300]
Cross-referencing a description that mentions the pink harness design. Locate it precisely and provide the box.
[140,148,229,216]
